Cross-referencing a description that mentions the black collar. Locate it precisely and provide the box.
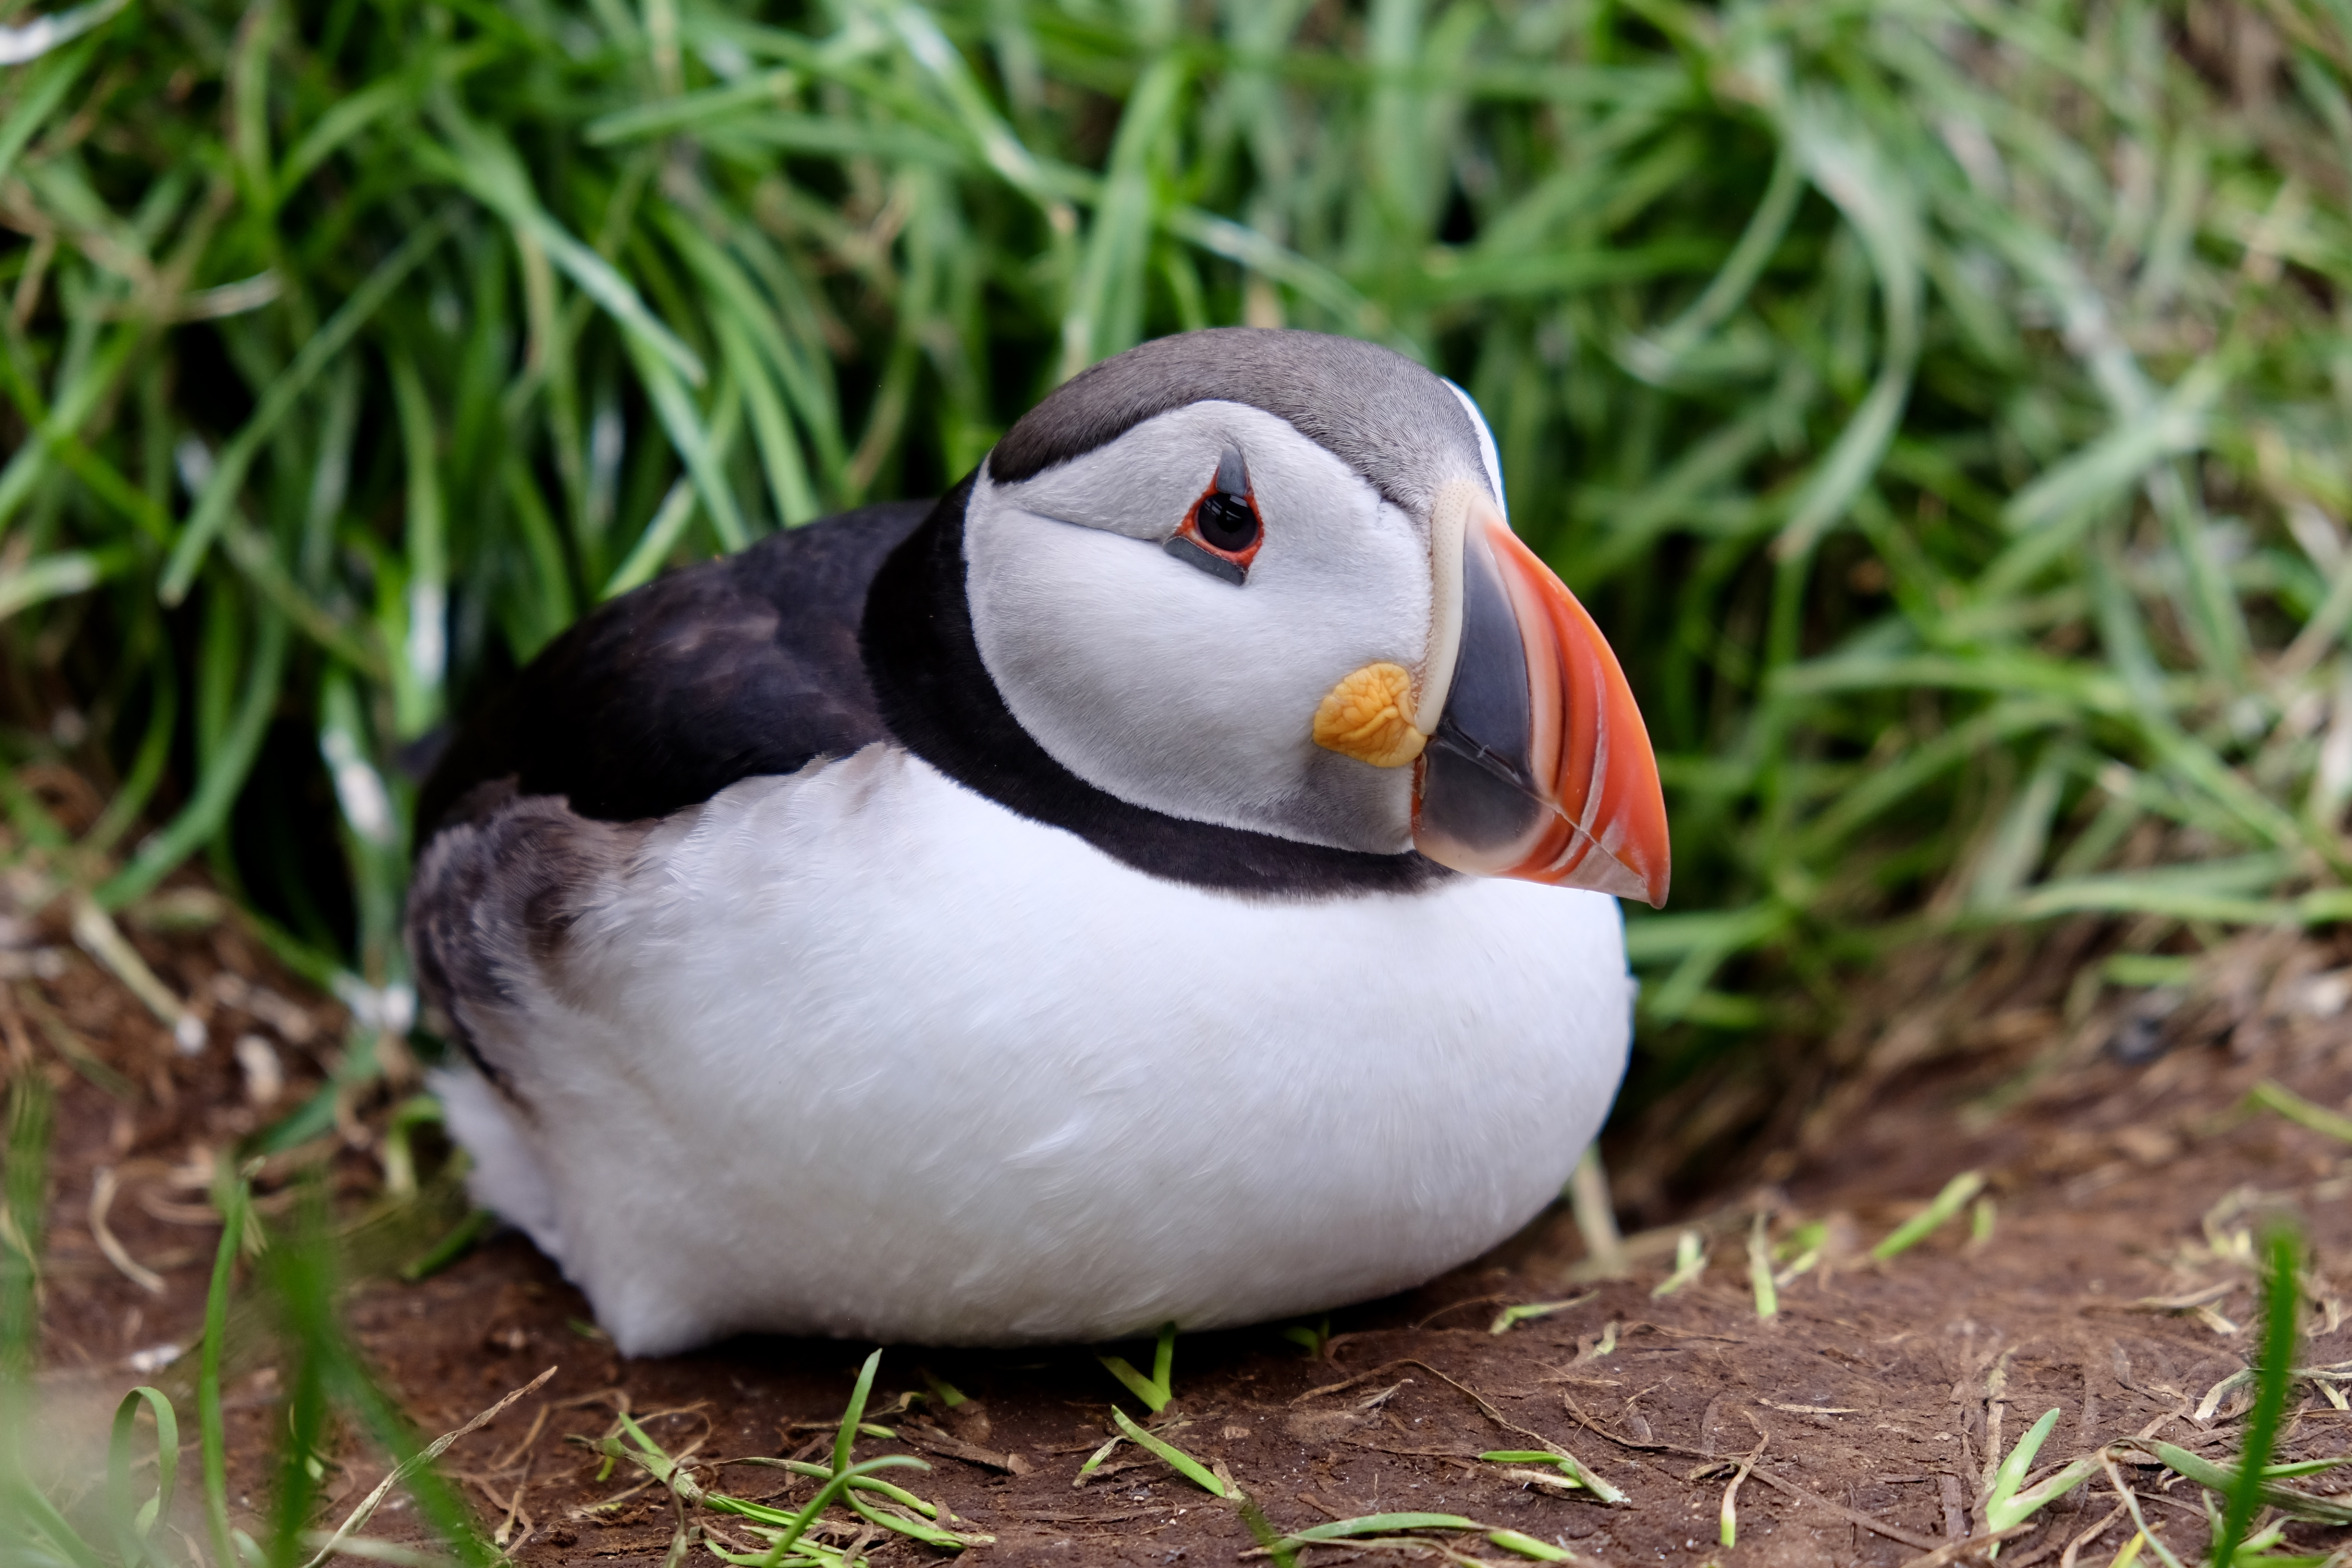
[859,479,1451,899]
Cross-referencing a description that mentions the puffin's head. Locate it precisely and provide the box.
[958,328,1669,905]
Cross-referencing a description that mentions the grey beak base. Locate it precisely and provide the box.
[1416,528,1540,862]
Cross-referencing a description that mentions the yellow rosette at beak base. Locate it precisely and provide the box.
[1312,661,1427,768]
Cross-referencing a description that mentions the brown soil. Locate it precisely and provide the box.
[20,880,2352,1568]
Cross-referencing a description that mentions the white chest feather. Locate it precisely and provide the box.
[437,746,1632,1353]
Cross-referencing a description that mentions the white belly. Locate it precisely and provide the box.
[436,746,1633,1354]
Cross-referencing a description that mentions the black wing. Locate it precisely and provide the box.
[416,500,935,840]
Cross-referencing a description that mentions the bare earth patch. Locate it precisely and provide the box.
[21,896,2352,1567]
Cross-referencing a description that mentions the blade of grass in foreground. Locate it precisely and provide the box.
[106,1386,180,1568]
[2214,1229,2303,1565]
[197,1177,249,1568]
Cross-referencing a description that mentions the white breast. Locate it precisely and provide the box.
[436,745,1633,1354]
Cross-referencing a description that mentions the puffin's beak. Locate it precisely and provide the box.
[1305,482,1669,903]
[1410,487,1668,904]
[1308,483,1668,903]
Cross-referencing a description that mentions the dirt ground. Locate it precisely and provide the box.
[19,864,2352,1567]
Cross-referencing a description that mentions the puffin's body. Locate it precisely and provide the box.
[410,330,1669,1355]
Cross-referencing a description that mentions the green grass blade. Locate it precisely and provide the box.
[0,1075,50,1403]
[83,659,178,854]
[107,1386,180,1568]
[161,207,461,603]
[389,350,449,734]
[1748,1211,1778,1318]
[2003,359,2227,534]
[627,339,749,552]
[1871,1171,1986,1260]
[0,325,143,533]
[2249,1081,2352,1145]
[2217,1230,2304,1563]
[0,1475,110,1568]
[2137,1442,2352,1525]
[1149,1323,1175,1397]
[754,1455,929,1568]
[424,114,705,386]
[197,1178,249,1568]
[1096,1352,1170,1413]
[98,609,289,908]
[1281,1512,1480,1544]
[0,36,101,191]
[1983,1407,2057,1528]
[1059,53,1187,376]
[1108,1407,1228,1497]
[877,0,1069,215]
[1773,97,1922,556]
[836,1350,883,1477]
[1490,1296,1595,1333]
[1621,146,1804,382]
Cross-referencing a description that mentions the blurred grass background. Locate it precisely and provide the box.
[0,0,2345,1129]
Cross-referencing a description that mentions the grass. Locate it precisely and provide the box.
[1649,1228,1706,1298]
[1239,1511,1585,1563]
[7,1221,982,1568]
[3,1166,499,1568]
[1487,1293,1595,1334]
[1980,1408,2096,1557]
[2218,1230,2305,1565]
[1078,1322,1224,1492]
[1106,1405,1229,1496]
[1473,1442,1625,1505]
[1079,1332,1613,1554]
[1745,1208,1776,1319]
[2251,1079,2352,1145]
[2116,1225,2346,1568]
[586,1348,995,1562]
[1095,1319,1177,1411]
[1869,1167,1987,1260]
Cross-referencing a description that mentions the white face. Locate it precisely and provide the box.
[963,400,1443,854]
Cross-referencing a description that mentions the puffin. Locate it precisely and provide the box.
[407,327,1669,1356]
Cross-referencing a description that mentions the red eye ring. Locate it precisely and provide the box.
[1177,478,1263,568]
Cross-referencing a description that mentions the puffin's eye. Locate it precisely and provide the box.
[1195,492,1259,554]
[1164,446,1264,585]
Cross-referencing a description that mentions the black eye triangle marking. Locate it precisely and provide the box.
[1214,444,1248,498]
[1164,534,1247,584]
